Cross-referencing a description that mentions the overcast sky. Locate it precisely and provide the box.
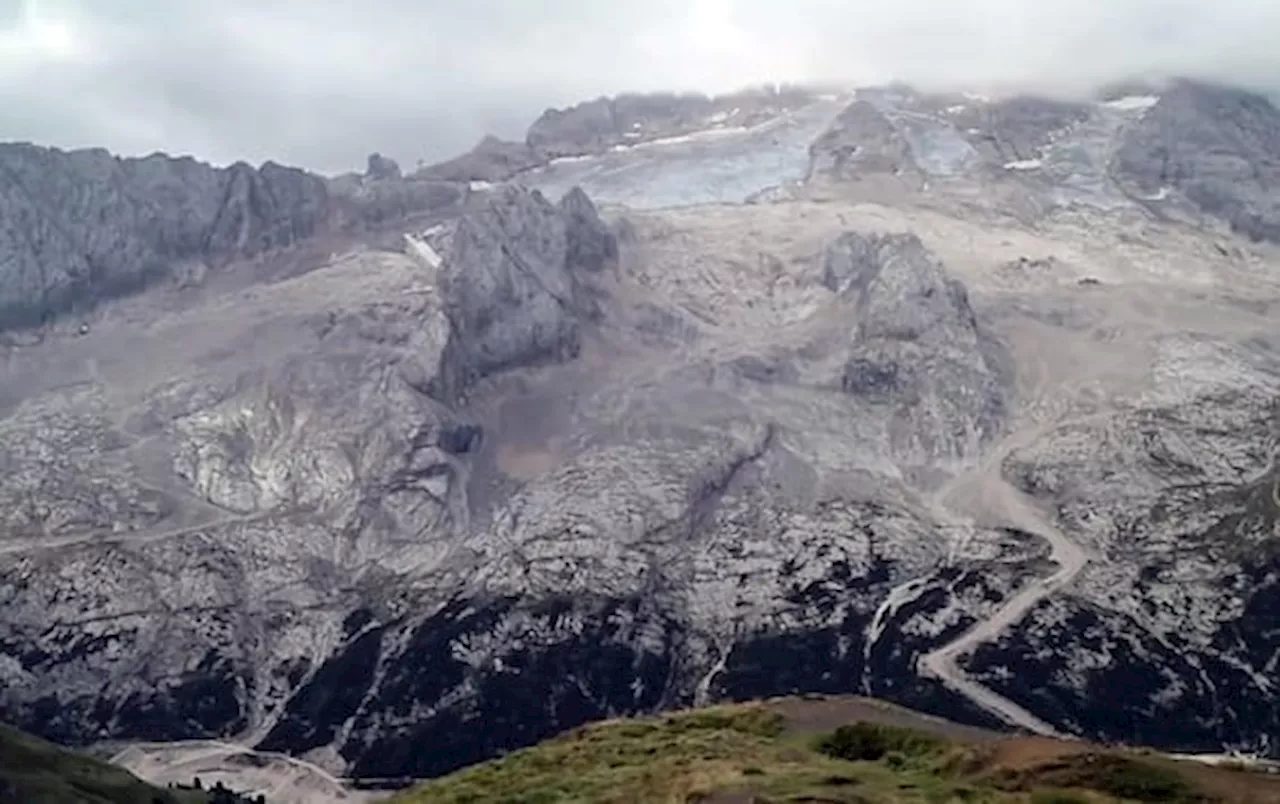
[3,0,1279,175]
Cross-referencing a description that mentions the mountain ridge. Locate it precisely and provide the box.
[0,74,1278,800]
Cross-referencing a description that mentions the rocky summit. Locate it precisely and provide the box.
[1,78,1279,800]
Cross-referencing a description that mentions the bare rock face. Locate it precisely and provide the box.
[1111,79,1280,242]
[968,335,1280,750]
[526,86,815,159]
[0,143,467,332]
[435,185,615,400]
[207,162,329,256]
[949,96,1091,166]
[416,135,545,183]
[808,100,915,180]
[827,232,1011,464]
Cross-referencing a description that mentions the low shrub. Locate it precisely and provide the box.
[815,721,945,763]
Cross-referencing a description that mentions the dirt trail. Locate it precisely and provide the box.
[112,739,373,804]
[0,513,264,556]
[917,415,1095,737]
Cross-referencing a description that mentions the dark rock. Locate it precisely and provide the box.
[527,86,815,160]
[558,186,619,273]
[527,96,620,159]
[206,161,328,256]
[952,96,1091,164]
[1111,80,1280,242]
[842,357,901,398]
[808,101,914,180]
[438,423,482,455]
[262,595,684,779]
[365,153,402,181]
[416,136,544,183]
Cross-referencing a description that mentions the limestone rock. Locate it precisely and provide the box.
[416,135,544,183]
[1111,79,1280,241]
[435,185,614,400]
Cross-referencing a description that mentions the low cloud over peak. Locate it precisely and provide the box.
[3,0,1278,174]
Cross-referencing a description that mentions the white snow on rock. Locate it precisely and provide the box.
[403,233,442,269]
[1103,95,1161,112]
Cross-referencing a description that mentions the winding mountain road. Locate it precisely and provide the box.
[919,486,1088,736]
[915,415,1095,736]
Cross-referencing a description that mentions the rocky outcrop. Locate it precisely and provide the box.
[808,100,915,180]
[1111,80,1280,241]
[0,145,323,328]
[434,185,616,400]
[949,96,1091,166]
[965,335,1280,752]
[415,136,544,183]
[827,232,1011,463]
[526,86,814,159]
[0,143,466,332]
[364,152,402,181]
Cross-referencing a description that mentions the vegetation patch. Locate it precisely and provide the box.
[390,700,1279,804]
[0,722,227,804]
[998,752,1203,803]
[815,722,946,763]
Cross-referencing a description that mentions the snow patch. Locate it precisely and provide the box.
[1104,95,1160,112]
[403,234,442,269]
[1004,159,1043,171]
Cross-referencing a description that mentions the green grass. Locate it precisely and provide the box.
[0,722,207,804]
[386,699,1277,804]
[0,722,265,803]
[389,704,1018,804]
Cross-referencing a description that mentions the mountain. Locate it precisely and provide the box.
[0,76,1278,796]
[0,144,464,331]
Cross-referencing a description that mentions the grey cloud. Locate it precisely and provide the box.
[2,0,1279,174]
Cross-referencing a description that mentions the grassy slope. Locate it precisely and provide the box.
[388,698,1280,804]
[0,722,208,804]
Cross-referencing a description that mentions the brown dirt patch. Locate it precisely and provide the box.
[977,737,1280,804]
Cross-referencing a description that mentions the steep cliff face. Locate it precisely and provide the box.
[0,145,323,328]
[434,185,615,401]
[1110,79,1280,241]
[0,144,465,331]
[827,232,1010,468]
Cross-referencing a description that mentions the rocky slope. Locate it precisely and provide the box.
[0,144,463,331]
[1,77,1279,793]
